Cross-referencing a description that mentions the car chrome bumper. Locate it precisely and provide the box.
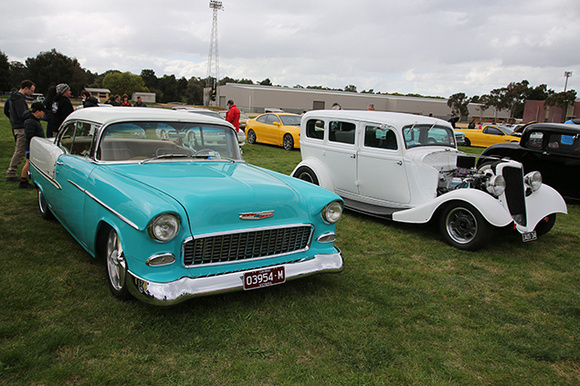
[126,250,343,306]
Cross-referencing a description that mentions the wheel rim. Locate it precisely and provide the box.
[298,171,315,184]
[106,230,126,291]
[283,134,293,150]
[248,130,256,143]
[38,189,48,214]
[445,207,478,244]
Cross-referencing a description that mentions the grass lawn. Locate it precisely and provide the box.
[1,115,578,384]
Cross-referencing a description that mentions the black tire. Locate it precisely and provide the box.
[247,129,257,144]
[293,166,319,185]
[283,134,294,151]
[104,228,131,300]
[37,189,54,220]
[534,214,556,237]
[464,137,471,146]
[439,202,493,251]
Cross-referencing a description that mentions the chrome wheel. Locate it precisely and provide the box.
[38,189,53,220]
[439,202,492,250]
[283,134,294,150]
[247,129,256,144]
[105,228,129,298]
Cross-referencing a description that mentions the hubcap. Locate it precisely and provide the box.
[446,207,477,244]
[106,231,126,291]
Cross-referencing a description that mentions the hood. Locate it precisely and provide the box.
[406,147,463,171]
[9,91,25,101]
[105,161,309,234]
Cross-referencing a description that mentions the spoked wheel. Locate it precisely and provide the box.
[293,166,319,185]
[439,202,492,250]
[105,228,131,299]
[283,134,294,150]
[247,129,257,144]
[37,188,54,220]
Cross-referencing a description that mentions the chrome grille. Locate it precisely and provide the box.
[184,225,313,266]
[501,166,527,226]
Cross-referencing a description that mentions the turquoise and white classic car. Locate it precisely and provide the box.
[30,107,344,305]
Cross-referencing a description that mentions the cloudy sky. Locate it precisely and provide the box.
[1,0,579,98]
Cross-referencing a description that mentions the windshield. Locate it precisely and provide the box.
[403,124,457,149]
[98,121,242,162]
[280,115,301,126]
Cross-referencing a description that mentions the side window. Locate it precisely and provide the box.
[265,114,279,125]
[525,131,544,148]
[483,127,503,135]
[364,125,397,150]
[58,121,95,156]
[306,119,324,140]
[256,115,268,124]
[548,133,580,153]
[329,121,356,144]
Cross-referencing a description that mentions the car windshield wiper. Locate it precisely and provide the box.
[140,153,192,164]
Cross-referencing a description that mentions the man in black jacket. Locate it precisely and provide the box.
[4,80,35,182]
[19,102,46,189]
[52,83,74,134]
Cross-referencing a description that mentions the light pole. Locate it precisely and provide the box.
[564,71,572,91]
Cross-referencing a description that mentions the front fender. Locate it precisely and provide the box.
[518,184,567,233]
[392,189,514,227]
[291,158,335,192]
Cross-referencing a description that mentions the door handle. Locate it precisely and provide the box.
[397,161,403,166]
[350,154,356,159]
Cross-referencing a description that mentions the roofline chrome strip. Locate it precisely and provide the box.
[68,179,140,231]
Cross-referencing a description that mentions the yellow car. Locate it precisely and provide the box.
[455,124,520,147]
[245,113,301,150]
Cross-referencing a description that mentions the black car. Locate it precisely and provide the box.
[479,123,580,201]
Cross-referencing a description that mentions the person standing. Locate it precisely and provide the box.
[53,83,74,135]
[81,90,99,108]
[225,99,240,132]
[19,102,46,189]
[43,86,57,137]
[4,80,35,182]
[133,96,147,107]
[121,94,131,106]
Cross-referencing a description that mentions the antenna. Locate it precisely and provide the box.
[206,0,224,106]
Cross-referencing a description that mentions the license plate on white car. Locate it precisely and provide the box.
[243,266,285,290]
[522,231,537,242]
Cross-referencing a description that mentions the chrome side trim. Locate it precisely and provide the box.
[30,161,62,190]
[126,248,344,306]
[67,179,140,231]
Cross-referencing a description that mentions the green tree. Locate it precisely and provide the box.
[25,49,87,95]
[344,84,357,93]
[0,50,11,92]
[259,78,272,86]
[185,76,205,105]
[140,69,157,89]
[447,92,470,119]
[545,90,577,122]
[102,71,149,98]
[9,61,26,89]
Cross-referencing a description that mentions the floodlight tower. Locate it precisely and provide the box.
[206,0,224,105]
[564,71,572,92]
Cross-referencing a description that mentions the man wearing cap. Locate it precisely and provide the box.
[4,80,35,182]
[52,83,74,134]
[225,99,240,132]
[19,102,46,189]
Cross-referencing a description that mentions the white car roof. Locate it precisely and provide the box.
[63,106,233,128]
[302,110,452,129]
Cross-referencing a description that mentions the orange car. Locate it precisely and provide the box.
[455,124,520,147]
[245,113,301,150]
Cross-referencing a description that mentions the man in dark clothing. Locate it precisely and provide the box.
[81,90,99,108]
[225,99,240,132]
[133,96,147,107]
[4,80,35,181]
[19,102,46,189]
[52,83,74,134]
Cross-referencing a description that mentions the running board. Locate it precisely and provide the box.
[342,197,406,220]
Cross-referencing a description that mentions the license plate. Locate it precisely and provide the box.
[522,231,537,242]
[243,266,285,290]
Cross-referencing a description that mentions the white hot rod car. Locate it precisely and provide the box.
[291,110,567,250]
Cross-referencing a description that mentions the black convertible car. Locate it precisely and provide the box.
[479,123,580,201]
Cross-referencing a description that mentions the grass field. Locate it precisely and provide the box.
[0,114,578,384]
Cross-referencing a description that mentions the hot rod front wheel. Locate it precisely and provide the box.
[105,228,131,300]
[439,202,492,251]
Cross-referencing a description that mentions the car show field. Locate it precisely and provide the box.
[1,113,579,384]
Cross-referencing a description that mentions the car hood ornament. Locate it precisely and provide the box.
[239,210,275,220]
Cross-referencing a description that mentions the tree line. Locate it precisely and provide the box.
[1,49,576,118]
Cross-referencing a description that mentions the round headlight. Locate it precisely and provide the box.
[524,171,542,192]
[321,201,343,224]
[486,175,506,197]
[148,213,180,242]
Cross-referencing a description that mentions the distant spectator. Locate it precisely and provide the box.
[368,104,375,111]
[468,118,476,129]
[43,86,57,137]
[81,90,99,108]
[4,80,35,182]
[332,102,342,110]
[52,83,74,134]
[121,94,131,106]
[225,99,240,132]
[134,96,147,107]
[19,102,46,189]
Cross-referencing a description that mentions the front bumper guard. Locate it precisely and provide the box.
[126,250,343,306]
